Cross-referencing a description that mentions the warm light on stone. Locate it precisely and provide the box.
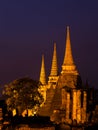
[39,54,46,85]
[66,92,70,120]
[77,90,81,123]
[61,88,66,109]
[48,43,58,85]
[50,43,58,76]
[38,27,89,125]
[61,26,78,75]
[12,109,16,116]
[82,91,87,123]
[72,89,77,120]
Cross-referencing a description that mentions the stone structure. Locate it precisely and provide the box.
[39,54,46,85]
[38,26,96,125]
[48,42,58,87]
[39,54,47,102]
[15,125,55,130]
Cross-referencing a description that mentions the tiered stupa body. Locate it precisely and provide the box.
[58,26,82,89]
[38,43,59,115]
[48,43,58,87]
[45,26,82,115]
[38,27,88,124]
[39,55,47,101]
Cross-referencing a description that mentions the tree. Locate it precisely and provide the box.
[3,77,44,116]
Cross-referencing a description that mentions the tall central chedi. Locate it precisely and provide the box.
[38,26,82,120]
[58,26,82,89]
[62,26,78,74]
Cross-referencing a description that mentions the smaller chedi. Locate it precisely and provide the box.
[38,26,97,125]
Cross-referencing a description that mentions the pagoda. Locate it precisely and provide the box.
[38,26,92,124]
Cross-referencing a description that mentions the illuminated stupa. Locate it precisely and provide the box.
[38,26,93,124]
[62,26,78,74]
[58,26,82,89]
[48,42,58,86]
[39,54,46,85]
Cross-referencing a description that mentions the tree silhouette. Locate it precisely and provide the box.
[3,77,43,116]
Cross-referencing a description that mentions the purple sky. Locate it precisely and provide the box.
[0,0,98,89]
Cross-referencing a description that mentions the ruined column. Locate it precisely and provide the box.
[66,92,70,121]
[72,89,77,120]
[61,88,66,109]
[77,90,81,123]
[82,91,87,123]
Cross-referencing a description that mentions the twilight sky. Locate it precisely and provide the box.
[0,0,98,89]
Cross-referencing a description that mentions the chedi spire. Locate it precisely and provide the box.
[50,42,58,76]
[61,26,78,74]
[39,54,46,85]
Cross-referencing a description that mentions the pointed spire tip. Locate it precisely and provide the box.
[67,26,70,34]
[67,26,70,30]
[39,54,46,85]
